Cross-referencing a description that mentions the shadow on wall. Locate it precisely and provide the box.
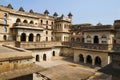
[98,63,120,80]
[10,74,33,80]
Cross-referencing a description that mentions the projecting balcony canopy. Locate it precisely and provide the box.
[12,23,44,31]
[71,43,113,51]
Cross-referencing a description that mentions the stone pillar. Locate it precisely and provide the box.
[26,36,29,42]
[84,56,86,64]
[62,23,64,31]
[34,36,36,42]
[92,58,95,65]
[17,35,20,41]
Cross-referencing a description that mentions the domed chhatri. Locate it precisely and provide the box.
[19,7,25,12]
[61,14,65,18]
[44,10,49,15]
[7,4,13,9]
[29,9,34,13]
[53,12,58,17]
[68,12,73,18]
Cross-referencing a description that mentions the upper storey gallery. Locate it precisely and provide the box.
[0,4,72,42]
[0,4,72,32]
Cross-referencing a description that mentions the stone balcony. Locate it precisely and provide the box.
[113,44,120,51]
[13,22,39,27]
[15,41,62,49]
[71,42,113,51]
[12,23,44,30]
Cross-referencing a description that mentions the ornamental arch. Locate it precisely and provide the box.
[79,54,84,63]
[86,55,92,64]
[95,56,101,66]
[21,33,26,41]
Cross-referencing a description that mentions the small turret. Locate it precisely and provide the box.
[44,10,49,16]
[7,4,13,9]
[19,7,25,12]
[53,12,58,18]
[29,9,34,13]
[114,20,120,26]
[61,14,65,18]
[97,22,102,26]
[68,12,73,18]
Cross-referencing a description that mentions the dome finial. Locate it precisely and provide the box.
[19,7,25,12]
[68,12,73,18]
[7,4,13,9]
[44,10,49,16]
[53,12,58,17]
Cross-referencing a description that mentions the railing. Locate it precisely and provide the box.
[113,44,120,51]
[15,41,115,51]
[15,41,62,49]
[0,41,15,46]
[71,42,113,51]
[13,22,39,27]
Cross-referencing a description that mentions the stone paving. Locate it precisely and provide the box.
[34,57,111,80]
[36,57,96,71]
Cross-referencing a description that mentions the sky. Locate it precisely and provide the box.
[0,0,120,25]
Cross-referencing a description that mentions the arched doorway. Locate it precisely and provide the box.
[79,54,84,63]
[46,37,48,41]
[29,33,34,42]
[30,20,34,24]
[3,35,7,41]
[36,34,40,42]
[3,26,7,32]
[86,55,92,64]
[36,55,39,62]
[23,20,28,23]
[71,38,75,42]
[16,18,21,23]
[21,33,26,41]
[43,54,46,61]
[94,36,99,44]
[95,56,101,66]
[76,38,80,42]
[82,38,84,43]
[53,51,55,56]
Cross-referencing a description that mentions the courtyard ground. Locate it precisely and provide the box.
[35,57,111,80]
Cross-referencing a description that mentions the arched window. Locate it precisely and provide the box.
[36,55,39,62]
[46,21,48,25]
[23,20,28,23]
[95,56,101,66]
[4,19,7,24]
[86,55,92,64]
[101,35,107,39]
[94,36,99,44]
[3,35,7,41]
[46,37,48,41]
[21,33,26,41]
[4,13,7,18]
[71,38,75,41]
[36,34,40,42]
[43,54,46,61]
[79,54,84,63]
[30,20,34,24]
[41,20,43,25]
[3,26,7,32]
[86,35,91,38]
[29,33,34,42]
[51,37,53,41]
[51,22,54,25]
[76,38,80,42]
[53,51,55,56]
[82,38,84,43]
[46,31,48,34]
[16,18,21,23]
